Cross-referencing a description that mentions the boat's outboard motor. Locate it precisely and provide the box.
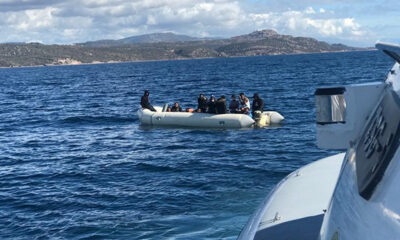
[253,111,262,121]
[253,110,269,127]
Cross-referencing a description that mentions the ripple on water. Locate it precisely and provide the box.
[0,51,394,239]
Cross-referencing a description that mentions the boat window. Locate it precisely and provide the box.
[315,87,346,124]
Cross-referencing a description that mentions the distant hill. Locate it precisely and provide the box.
[0,30,365,68]
[220,29,360,55]
[80,32,205,47]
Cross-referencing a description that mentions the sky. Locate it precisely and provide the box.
[0,0,399,47]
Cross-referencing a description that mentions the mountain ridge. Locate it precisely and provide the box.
[0,30,366,68]
[79,32,209,47]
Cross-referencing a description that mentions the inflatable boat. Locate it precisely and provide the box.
[137,106,284,128]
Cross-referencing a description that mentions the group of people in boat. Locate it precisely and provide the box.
[140,90,264,115]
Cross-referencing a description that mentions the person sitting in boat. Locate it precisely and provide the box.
[252,93,264,115]
[141,90,156,112]
[229,94,240,113]
[207,95,217,114]
[171,102,183,112]
[239,93,250,114]
[216,96,227,114]
[197,94,208,113]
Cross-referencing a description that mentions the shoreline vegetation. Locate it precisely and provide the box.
[0,29,369,69]
[0,49,376,70]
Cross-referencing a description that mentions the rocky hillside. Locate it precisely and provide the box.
[0,30,363,67]
[80,32,204,47]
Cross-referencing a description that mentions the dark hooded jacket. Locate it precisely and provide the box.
[216,97,227,114]
[197,96,208,112]
[229,99,240,113]
[252,95,264,113]
[171,105,183,112]
[141,91,156,111]
[208,98,217,114]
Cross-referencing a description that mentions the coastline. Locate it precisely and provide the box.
[0,49,377,69]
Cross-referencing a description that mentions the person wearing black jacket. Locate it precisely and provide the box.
[171,102,183,112]
[207,96,217,114]
[252,93,264,115]
[197,94,208,113]
[216,95,227,114]
[140,90,156,112]
[229,94,240,113]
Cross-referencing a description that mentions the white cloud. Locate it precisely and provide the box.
[0,0,373,46]
[248,8,367,42]
[305,7,316,14]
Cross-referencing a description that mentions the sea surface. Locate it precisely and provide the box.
[0,51,394,239]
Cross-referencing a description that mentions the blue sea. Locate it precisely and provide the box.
[0,51,394,239]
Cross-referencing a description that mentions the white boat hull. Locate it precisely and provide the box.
[254,111,285,127]
[137,106,284,128]
[238,153,345,240]
[137,107,254,128]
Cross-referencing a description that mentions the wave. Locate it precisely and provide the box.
[135,162,183,172]
[60,115,138,124]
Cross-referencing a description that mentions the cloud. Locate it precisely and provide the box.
[305,7,316,14]
[11,8,54,31]
[249,7,367,43]
[0,0,376,46]
[0,0,249,42]
[0,0,63,12]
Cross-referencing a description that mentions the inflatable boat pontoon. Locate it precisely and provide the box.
[137,106,284,128]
